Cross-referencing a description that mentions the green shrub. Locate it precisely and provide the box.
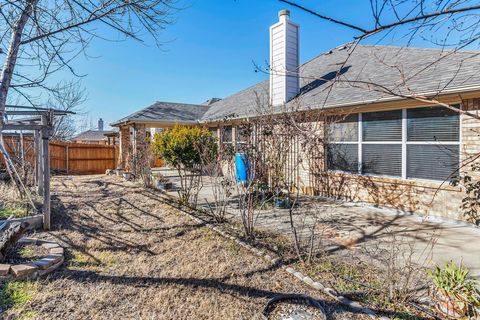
[151,125,217,205]
[151,125,217,170]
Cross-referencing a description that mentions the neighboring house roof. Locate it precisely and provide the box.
[72,130,113,141]
[111,101,210,126]
[201,44,480,121]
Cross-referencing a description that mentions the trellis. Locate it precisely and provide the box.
[1,105,72,230]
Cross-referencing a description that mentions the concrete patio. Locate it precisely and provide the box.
[154,167,480,280]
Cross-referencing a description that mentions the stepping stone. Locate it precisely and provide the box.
[38,257,64,276]
[50,247,64,255]
[18,238,37,245]
[47,255,63,264]
[0,264,10,276]
[32,255,62,270]
[10,264,37,278]
[283,309,316,320]
[41,242,60,250]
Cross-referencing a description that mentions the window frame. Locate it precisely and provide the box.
[325,106,461,182]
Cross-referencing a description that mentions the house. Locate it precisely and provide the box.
[72,118,117,145]
[111,10,480,222]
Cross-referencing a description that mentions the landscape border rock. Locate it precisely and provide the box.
[0,237,65,280]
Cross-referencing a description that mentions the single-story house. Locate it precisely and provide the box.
[111,10,480,222]
[72,118,117,145]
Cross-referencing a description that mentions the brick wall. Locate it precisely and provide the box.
[119,125,131,170]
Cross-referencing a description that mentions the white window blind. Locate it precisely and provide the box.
[362,144,402,176]
[406,107,460,181]
[363,110,402,141]
[326,114,358,142]
[407,107,459,142]
[326,144,358,173]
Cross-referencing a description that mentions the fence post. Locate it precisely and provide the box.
[41,115,51,230]
[19,131,25,175]
[113,145,116,169]
[36,130,44,196]
[34,131,38,186]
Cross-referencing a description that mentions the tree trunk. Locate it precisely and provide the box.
[0,0,39,128]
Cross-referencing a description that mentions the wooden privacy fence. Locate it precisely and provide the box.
[49,141,118,174]
[1,136,118,174]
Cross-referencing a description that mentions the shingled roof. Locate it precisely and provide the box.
[111,45,480,126]
[201,45,480,121]
[111,101,210,126]
[72,130,114,141]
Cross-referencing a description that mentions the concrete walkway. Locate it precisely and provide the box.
[154,167,480,280]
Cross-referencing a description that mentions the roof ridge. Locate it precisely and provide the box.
[153,100,208,107]
[356,43,480,54]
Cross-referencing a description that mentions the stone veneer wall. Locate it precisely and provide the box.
[119,125,131,170]
[293,99,480,222]
[132,124,148,176]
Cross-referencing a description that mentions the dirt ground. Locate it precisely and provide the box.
[3,175,369,320]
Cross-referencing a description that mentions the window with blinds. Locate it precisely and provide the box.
[406,106,460,181]
[363,110,402,141]
[407,107,459,142]
[326,114,358,142]
[326,144,358,173]
[361,110,402,177]
[362,144,402,176]
[325,106,460,182]
[326,115,358,172]
[407,145,459,181]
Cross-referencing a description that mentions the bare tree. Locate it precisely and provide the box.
[47,81,87,140]
[0,0,176,127]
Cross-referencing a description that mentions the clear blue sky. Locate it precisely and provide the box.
[46,0,450,130]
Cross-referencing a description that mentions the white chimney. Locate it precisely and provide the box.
[269,10,300,106]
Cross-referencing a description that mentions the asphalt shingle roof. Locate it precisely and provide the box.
[111,101,210,126]
[201,45,480,121]
[72,130,113,141]
[111,45,480,126]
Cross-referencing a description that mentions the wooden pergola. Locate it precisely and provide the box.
[1,105,73,230]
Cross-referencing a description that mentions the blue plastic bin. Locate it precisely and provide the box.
[235,153,250,183]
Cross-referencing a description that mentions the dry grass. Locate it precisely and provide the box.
[0,182,39,218]
[2,175,367,319]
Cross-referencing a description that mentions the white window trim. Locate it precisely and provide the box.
[327,106,461,182]
[358,113,362,174]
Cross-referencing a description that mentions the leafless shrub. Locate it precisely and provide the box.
[364,229,437,309]
[232,122,265,238]
[199,129,234,223]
